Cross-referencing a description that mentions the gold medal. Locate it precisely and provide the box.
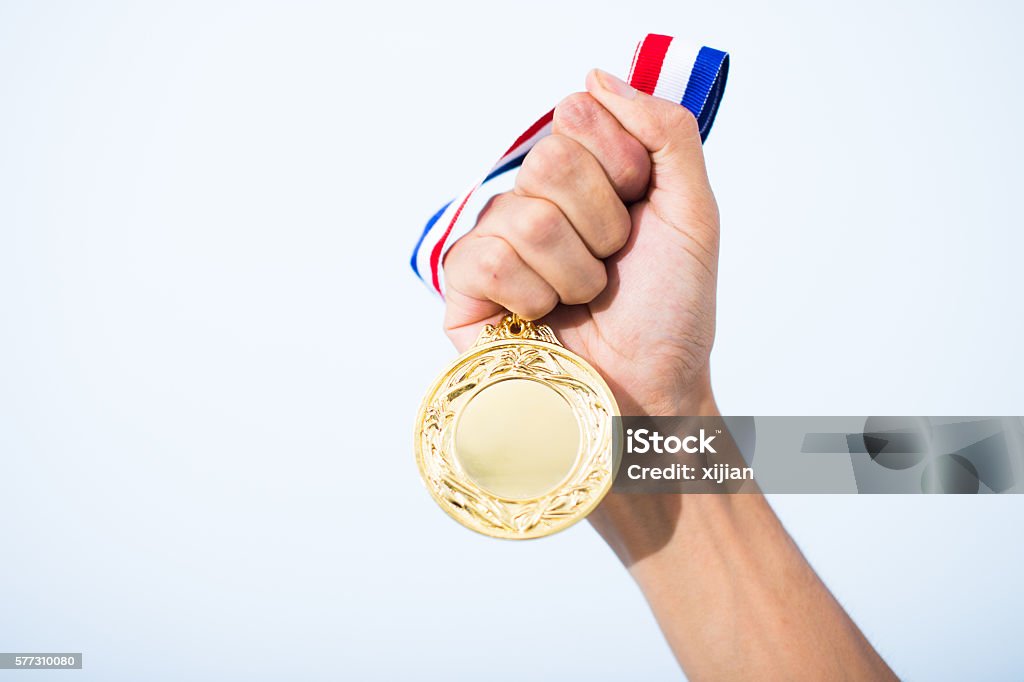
[414,314,619,539]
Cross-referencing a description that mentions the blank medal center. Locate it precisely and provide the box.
[455,378,581,500]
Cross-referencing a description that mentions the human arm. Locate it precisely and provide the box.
[441,69,896,680]
[592,447,896,679]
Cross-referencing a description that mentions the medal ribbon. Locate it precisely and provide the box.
[410,34,729,297]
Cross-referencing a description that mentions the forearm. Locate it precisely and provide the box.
[591,399,896,680]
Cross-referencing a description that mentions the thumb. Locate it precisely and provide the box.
[585,69,713,200]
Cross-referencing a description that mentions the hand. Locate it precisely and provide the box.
[443,69,720,417]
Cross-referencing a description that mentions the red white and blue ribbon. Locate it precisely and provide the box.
[411,34,729,296]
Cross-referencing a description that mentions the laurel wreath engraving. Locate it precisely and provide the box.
[419,332,614,538]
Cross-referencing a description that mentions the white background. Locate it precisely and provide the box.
[1,1,1022,679]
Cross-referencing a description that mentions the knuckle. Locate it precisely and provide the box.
[587,264,610,299]
[612,145,651,200]
[663,104,700,138]
[607,218,632,254]
[630,110,662,148]
[478,191,514,220]
[441,237,471,277]
[474,238,514,280]
[513,288,558,320]
[515,201,564,246]
[561,263,607,305]
[591,212,631,258]
[553,92,599,131]
[518,135,579,190]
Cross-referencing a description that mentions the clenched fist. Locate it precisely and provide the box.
[443,69,720,417]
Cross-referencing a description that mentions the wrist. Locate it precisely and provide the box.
[589,371,732,567]
[614,367,718,418]
[676,370,718,417]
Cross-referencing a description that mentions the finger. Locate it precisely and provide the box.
[552,92,651,203]
[442,232,559,321]
[585,69,712,195]
[475,193,608,305]
[513,134,631,259]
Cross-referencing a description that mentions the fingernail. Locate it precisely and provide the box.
[592,68,636,99]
